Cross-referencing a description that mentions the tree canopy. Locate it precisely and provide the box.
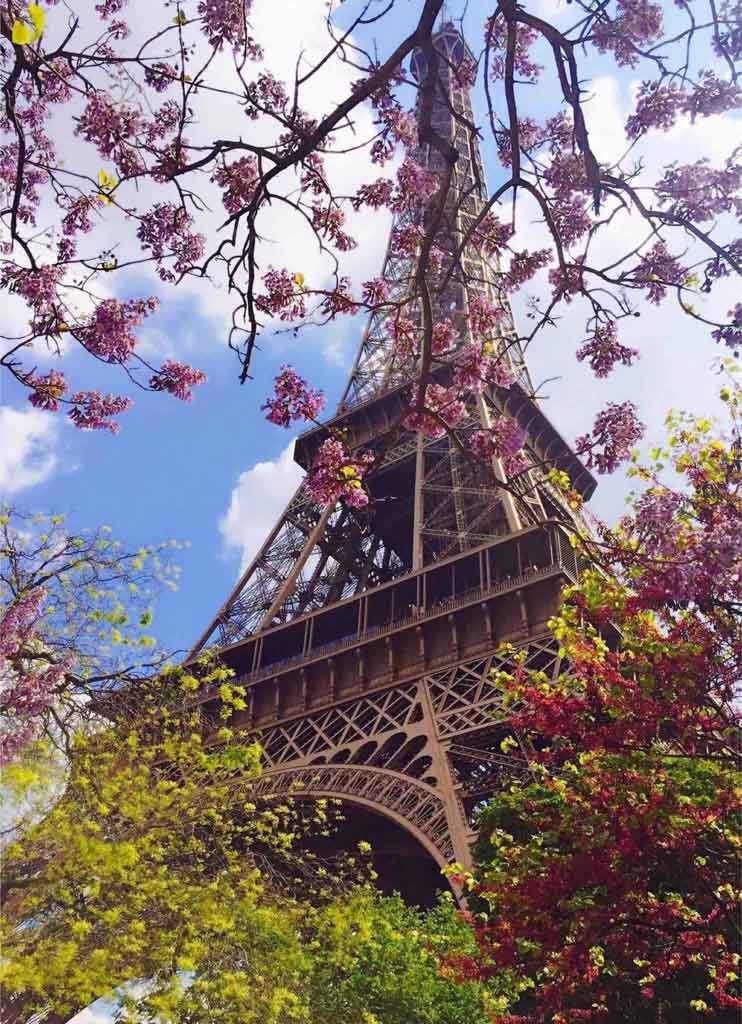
[445,380,741,1022]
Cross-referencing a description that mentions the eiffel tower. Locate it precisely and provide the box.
[190,22,596,902]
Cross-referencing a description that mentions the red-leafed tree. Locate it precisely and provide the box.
[444,380,741,1022]
[1,0,738,452]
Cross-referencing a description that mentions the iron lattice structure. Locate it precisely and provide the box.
[192,24,597,886]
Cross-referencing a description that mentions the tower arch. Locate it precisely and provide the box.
[251,762,455,867]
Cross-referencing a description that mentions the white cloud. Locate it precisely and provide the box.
[69,1007,114,1024]
[219,441,304,573]
[0,407,60,497]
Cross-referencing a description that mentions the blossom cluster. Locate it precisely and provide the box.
[25,369,68,411]
[136,204,206,282]
[0,589,69,764]
[487,16,542,81]
[576,321,639,378]
[712,304,742,353]
[470,417,528,476]
[402,384,466,439]
[81,297,159,364]
[305,438,374,508]
[68,391,134,433]
[255,268,308,320]
[197,0,257,51]
[213,156,259,216]
[575,400,645,473]
[261,366,325,427]
[150,362,208,402]
[626,73,741,139]
[633,241,686,304]
[593,0,663,66]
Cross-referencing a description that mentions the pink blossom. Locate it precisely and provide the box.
[244,72,289,117]
[453,54,477,90]
[76,93,143,176]
[403,383,466,439]
[370,138,395,166]
[712,305,742,353]
[149,361,208,401]
[255,268,307,320]
[39,61,73,105]
[431,320,458,354]
[352,178,394,211]
[197,0,256,51]
[634,241,685,304]
[261,365,325,427]
[544,112,574,152]
[685,71,742,120]
[468,294,508,339]
[145,101,181,146]
[81,297,158,363]
[487,17,542,81]
[57,238,76,262]
[392,158,439,211]
[454,344,514,392]
[25,370,68,411]
[576,321,639,378]
[391,223,425,258]
[213,156,258,216]
[551,195,592,247]
[386,109,418,148]
[471,214,513,256]
[387,317,418,359]
[305,438,373,508]
[496,119,544,167]
[144,62,179,92]
[62,196,98,238]
[152,138,191,182]
[136,203,206,281]
[470,416,528,476]
[95,0,128,16]
[318,277,356,318]
[656,159,741,224]
[0,591,45,662]
[549,263,585,302]
[0,589,70,764]
[311,203,356,251]
[506,249,552,291]
[1,264,63,316]
[626,81,685,139]
[626,74,741,140]
[575,401,645,474]
[68,391,133,432]
[593,0,663,67]
[362,278,389,306]
[300,154,327,196]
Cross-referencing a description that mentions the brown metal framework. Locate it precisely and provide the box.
[192,24,597,884]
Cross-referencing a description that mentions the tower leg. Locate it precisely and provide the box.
[418,679,472,869]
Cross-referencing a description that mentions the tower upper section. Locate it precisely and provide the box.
[340,22,531,410]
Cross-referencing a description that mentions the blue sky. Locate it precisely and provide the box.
[1,0,739,660]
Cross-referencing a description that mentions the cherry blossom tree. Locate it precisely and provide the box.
[0,0,738,461]
[444,380,741,1022]
[0,507,179,762]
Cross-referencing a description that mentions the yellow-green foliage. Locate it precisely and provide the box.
[2,657,508,1024]
[1,660,299,1019]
